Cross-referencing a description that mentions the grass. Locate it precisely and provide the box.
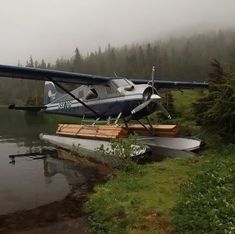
[85,89,235,233]
[44,113,82,124]
[85,158,201,233]
[85,145,235,234]
[173,147,235,233]
[171,90,206,119]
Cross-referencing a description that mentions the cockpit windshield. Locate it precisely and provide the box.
[112,79,133,87]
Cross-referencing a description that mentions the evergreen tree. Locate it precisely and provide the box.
[72,47,83,72]
[193,60,235,140]
[26,56,34,67]
[40,59,47,68]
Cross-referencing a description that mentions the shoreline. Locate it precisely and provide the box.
[0,195,88,234]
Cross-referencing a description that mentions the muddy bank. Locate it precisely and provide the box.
[0,196,87,234]
[0,149,113,234]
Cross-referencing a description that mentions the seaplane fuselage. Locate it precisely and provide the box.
[44,78,160,119]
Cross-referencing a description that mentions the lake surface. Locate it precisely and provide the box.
[0,108,106,215]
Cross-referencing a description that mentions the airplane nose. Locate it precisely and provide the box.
[143,87,160,101]
[143,87,152,100]
[150,94,161,100]
[142,87,171,119]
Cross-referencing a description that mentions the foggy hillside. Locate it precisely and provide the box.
[0,29,235,104]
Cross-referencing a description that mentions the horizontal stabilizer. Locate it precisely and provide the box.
[8,104,47,111]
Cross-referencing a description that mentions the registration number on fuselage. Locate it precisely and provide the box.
[58,101,72,109]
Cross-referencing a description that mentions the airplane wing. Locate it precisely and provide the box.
[0,64,208,88]
[131,79,208,89]
[0,64,111,84]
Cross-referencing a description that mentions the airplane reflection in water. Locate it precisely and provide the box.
[9,148,112,196]
[44,149,111,190]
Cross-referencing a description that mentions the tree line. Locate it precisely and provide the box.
[0,29,235,104]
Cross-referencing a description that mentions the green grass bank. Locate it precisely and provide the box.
[85,140,235,234]
[85,90,235,233]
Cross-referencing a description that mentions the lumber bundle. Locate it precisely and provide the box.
[128,124,179,137]
[56,123,179,139]
[56,124,128,139]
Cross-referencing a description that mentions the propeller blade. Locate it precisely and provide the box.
[151,66,155,94]
[131,99,152,114]
[157,102,172,119]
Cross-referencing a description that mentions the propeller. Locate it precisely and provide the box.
[130,66,172,119]
[149,66,172,119]
[156,102,171,119]
[131,99,152,115]
[151,66,155,94]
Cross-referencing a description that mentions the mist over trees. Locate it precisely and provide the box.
[0,29,235,104]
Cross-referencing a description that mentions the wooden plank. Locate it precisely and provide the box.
[128,124,177,131]
[56,124,127,140]
[56,123,178,139]
[58,124,117,129]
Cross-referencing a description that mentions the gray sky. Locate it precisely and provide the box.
[0,0,234,65]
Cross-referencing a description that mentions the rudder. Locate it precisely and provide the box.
[44,81,63,104]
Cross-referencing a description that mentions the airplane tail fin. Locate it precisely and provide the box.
[43,81,63,104]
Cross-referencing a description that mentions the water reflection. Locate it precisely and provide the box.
[44,149,111,198]
[0,108,110,215]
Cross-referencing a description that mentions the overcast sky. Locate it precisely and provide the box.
[0,0,234,65]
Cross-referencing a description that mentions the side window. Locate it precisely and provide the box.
[78,90,84,98]
[86,88,98,100]
[105,85,112,94]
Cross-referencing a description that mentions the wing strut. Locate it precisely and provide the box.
[48,77,102,118]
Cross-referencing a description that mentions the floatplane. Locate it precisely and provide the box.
[0,64,208,161]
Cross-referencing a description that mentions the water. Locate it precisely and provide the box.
[0,107,107,216]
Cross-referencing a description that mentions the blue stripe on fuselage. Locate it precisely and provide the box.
[45,99,142,118]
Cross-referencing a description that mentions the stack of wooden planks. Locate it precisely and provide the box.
[56,123,179,139]
[128,124,179,137]
[56,124,128,139]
